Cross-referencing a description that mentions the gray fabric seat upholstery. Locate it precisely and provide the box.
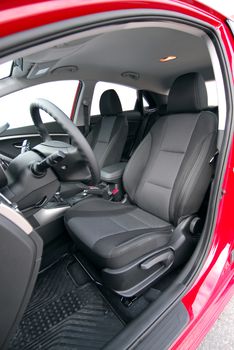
[60,90,128,197]
[65,197,172,269]
[87,89,128,168]
[65,73,218,296]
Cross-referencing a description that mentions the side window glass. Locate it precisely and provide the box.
[0,80,79,129]
[143,97,149,108]
[91,81,137,115]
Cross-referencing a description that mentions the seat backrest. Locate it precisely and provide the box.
[87,89,128,169]
[0,203,42,349]
[123,73,218,225]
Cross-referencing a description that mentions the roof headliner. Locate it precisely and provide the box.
[18,22,214,94]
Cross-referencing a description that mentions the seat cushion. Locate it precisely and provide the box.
[65,197,172,269]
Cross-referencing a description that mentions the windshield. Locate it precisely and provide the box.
[0,61,13,80]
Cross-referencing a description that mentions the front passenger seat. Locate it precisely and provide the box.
[87,89,128,169]
[65,73,218,297]
[60,90,128,197]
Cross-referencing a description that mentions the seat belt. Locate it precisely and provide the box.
[83,100,90,136]
[130,114,150,156]
[130,91,161,156]
[129,91,148,156]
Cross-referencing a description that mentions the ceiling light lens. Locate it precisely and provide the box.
[160,56,177,62]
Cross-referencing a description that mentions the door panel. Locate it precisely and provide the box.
[0,122,69,159]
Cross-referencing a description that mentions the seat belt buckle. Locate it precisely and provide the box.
[111,185,122,202]
[83,185,111,200]
[112,187,119,196]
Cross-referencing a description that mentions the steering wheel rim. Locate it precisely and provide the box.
[30,98,100,185]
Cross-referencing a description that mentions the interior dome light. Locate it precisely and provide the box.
[160,55,177,62]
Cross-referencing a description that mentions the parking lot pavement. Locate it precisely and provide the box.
[198,297,234,349]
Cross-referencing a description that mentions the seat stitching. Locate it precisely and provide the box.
[160,149,185,154]
[127,212,169,229]
[147,181,172,190]
[126,212,154,228]
[110,217,131,231]
[109,227,172,257]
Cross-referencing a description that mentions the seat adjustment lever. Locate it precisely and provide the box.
[140,250,174,270]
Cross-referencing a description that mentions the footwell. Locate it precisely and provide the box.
[9,255,124,350]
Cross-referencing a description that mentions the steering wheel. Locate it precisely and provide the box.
[1,98,100,213]
[30,98,100,185]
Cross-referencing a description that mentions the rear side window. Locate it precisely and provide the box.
[91,81,137,115]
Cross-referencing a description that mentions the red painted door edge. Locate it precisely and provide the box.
[0,1,233,349]
[0,0,226,38]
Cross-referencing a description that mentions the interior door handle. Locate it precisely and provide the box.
[13,143,23,149]
[13,140,30,153]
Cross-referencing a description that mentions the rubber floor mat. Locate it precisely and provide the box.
[9,255,124,350]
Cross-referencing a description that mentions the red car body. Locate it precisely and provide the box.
[0,1,233,348]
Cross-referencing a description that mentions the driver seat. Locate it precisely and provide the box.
[64,73,218,297]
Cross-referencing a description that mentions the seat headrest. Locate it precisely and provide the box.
[99,89,122,116]
[167,73,208,114]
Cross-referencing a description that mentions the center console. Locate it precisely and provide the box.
[100,162,127,184]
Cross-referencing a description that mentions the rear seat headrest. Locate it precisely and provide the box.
[99,89,122,116]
